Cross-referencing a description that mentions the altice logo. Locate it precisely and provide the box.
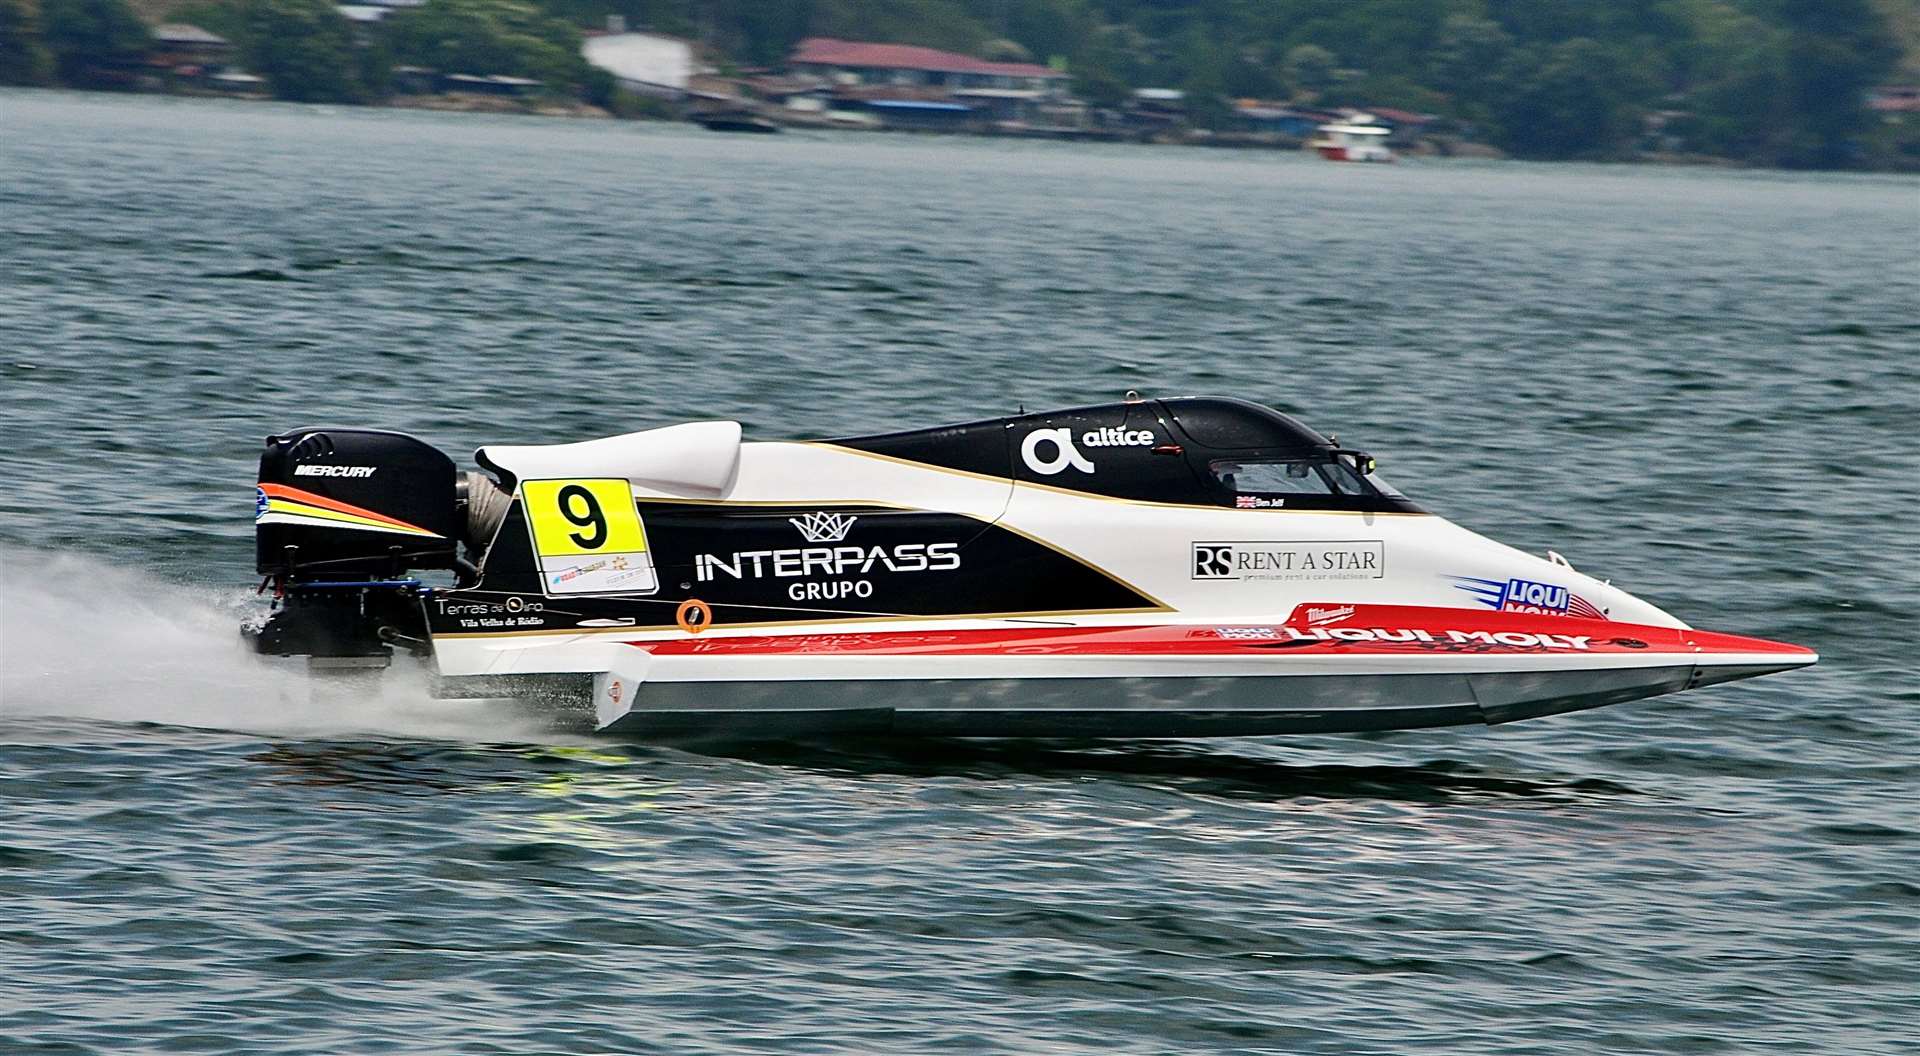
[788,511,859,543]
[1021,428,1097,475]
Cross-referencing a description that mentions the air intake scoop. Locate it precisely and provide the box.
[476,420,742,496]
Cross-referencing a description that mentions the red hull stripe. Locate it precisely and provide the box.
[631,604,1813,660]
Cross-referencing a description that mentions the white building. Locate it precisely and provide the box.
[582,33,699,99]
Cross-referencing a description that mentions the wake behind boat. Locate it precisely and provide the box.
[245,395,1813,736]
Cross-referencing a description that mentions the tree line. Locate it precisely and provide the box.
[630,0,1908,168]
[1,0,1912,169]
[1,0,614,104]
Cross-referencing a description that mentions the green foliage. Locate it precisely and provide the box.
[1860,112,1920,172]
[604,84,674,118]
[1489,39,1637,158]
[386,0,591,90]
[169,0,247,45]
[0,0,56,84]
[1872,0,1920,78]
[812,0,987,55]
[39,0,147,83]
[1427,14,1511,116]
[1069,23,1137,108]
[1282,43,1336,96]
[238,0,360,101]
[1324,72,1446,115]
[1774,0,1902,167]
[2,0,1904,168]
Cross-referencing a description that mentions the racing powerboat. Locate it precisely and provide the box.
[245,395,1814,736]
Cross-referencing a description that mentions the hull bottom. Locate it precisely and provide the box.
[592,664,1708,737]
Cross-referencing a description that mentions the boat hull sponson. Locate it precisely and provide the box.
[583,612,1813,737]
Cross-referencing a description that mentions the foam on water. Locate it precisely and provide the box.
[0,548,567,742]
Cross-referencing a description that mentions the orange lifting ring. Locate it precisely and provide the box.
[675,598,712,635]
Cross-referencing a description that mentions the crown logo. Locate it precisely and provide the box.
[789,511,858,543]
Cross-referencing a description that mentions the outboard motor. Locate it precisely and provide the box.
[247,428,483,668]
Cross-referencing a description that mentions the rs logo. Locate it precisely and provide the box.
[1021,428,1095,475]
[1193,543,1235,579]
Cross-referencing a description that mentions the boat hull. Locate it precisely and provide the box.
[1313,144,1394,163]
[595,666,1695,737]
[579,609,1814,736]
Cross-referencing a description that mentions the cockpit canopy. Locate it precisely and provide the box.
[833,396,1421,513]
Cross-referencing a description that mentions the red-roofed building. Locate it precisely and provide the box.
[789,37,1066,94]
[1869,86,1920,113]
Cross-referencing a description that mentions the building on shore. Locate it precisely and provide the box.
[770,37,1070,132]
[1869,86,1920,114]
[147,23,266,95]
[151,24,233,66]
[582,31,701,100]
[787,37,1066,95]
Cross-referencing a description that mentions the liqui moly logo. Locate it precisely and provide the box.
[1281,626,1594,650]
[1449,575,1606,619]
[1501,579,1569,613]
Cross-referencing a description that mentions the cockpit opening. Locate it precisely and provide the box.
[1206,454,1396,502]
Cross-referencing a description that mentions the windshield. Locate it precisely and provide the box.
[1210,457,1378,496]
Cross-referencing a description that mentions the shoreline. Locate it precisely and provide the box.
[8,84,1916,175]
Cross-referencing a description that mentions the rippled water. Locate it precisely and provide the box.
[2,90,1917,1053]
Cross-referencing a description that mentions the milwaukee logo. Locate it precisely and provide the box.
[788,511,858,543]
[293,465,376,478]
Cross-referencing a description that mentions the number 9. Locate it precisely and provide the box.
[557,484,607,549]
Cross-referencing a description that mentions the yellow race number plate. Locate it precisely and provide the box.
[521,478,658,595]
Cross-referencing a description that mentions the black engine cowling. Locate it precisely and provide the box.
[250,428,472,665]
[255,428,463,578]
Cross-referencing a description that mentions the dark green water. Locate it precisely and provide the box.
[2,90,1917,1054]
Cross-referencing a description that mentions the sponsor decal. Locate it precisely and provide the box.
[789,511,858,543]
[293,464,377,478]
[1020,428,1096,476]
[697,512,962,603]
[254,486,269,520]
[434,595,547,630]
[1018,424,1156,476]
[1081,426,1157,448]
[1305,605,1356,626]
[1449,575,1606,619]
[1235,496,1285,509]
[696,545,960,582]
[1192,541,1385,582]
[1198,623,1593,650]
[549,554,653,590]
[1274,626,1593,650]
